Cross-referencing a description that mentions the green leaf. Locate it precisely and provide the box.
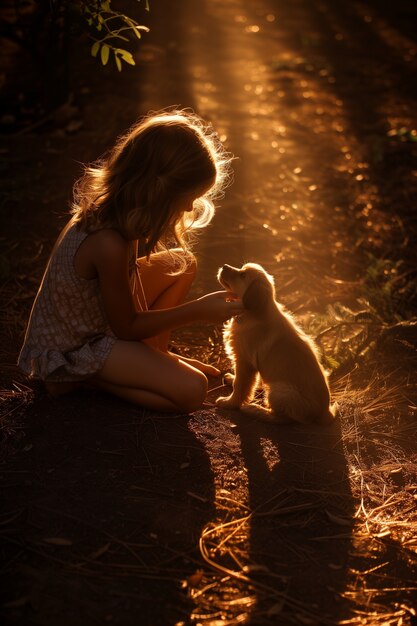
[116,48,135,65]
[114,53,122,72]
[101,44,110,65]
[122,15,150,39]
[122,16,141,39]
[131,25,142,39]
[91,41,100,58]
[136,25,150,37]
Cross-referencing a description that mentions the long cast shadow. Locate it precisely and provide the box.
[229,410,355,623]
[0,389,215,626]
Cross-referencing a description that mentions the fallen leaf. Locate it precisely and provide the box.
[90,543,111,559]
[42,537,73,546]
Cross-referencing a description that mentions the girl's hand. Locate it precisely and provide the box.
[195,291,243,323]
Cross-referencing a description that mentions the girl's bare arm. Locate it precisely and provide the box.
[90,230,242,341]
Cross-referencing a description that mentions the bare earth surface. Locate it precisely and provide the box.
[1,1,417,625]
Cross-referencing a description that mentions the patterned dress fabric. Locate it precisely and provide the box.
[18,222,117,382]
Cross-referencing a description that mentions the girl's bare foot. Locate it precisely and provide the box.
[168,352,221,377]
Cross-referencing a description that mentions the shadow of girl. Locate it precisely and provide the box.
[1,389,215,626]
[232,414,355,624]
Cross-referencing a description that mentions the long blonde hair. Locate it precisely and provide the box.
[71,109,232,268]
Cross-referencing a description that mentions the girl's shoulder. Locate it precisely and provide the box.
[86,227,129,251]
[84,228,133,267]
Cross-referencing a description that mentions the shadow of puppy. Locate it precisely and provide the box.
[216,262,337,424]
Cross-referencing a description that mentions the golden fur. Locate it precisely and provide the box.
[216,263,336,424]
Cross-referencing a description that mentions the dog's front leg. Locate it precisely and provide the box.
[216,361,257,410]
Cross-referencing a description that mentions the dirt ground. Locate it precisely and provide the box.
[1,0,417,624]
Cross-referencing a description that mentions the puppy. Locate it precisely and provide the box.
[216,263,336,424]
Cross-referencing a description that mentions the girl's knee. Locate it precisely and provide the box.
[140,249,196,285]
[178,370,207,413]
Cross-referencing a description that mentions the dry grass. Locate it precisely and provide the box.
[337,375,417,626]
[172,336,417,625]
[2,284,416,624]
[1,224,416,626]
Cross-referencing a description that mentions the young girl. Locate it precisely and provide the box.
[18,109,243,414]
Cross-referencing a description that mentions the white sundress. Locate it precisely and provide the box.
[18,222,120,382]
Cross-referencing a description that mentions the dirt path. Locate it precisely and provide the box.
[1,1,417,625]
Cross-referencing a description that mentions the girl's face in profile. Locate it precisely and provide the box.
[171,179,215,216]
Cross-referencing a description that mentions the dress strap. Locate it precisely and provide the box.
[132,265,148,312]
[129,240,148,312]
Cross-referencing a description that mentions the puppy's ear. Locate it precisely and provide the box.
[243,278,273,312]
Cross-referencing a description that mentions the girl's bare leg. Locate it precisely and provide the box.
[94,340,208,413]
[136,251,196,352]
[137,251,221,376]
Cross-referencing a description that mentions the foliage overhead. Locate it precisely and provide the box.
[80,0,150,71]
[1,0,150,71]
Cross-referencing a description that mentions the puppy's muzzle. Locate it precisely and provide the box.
[218,264,238,290]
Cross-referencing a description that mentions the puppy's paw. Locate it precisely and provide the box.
[223,372,235,385]
[241,403,292,424]
[241,402,272,419]
[216,395,240,410]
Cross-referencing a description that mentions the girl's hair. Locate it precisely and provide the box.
[71,108,232,268]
